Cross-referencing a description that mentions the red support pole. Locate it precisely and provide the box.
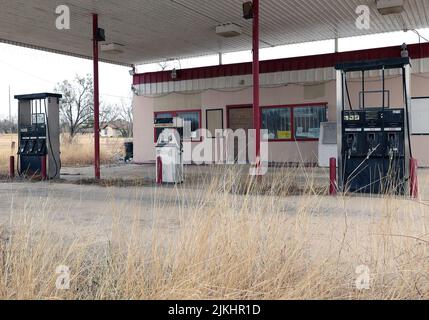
[9,156,15,179]
[41,155,47,180]
[410,158,419,199]
[329,157,337,196]
[252,0,261,173]
[157,156,163,184]
[93,13,101,180]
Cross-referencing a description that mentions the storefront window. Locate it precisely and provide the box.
[294,106,326,139]
[177,111,201,140]
[261,105,326,141]
[262,108,292,140]
[154,110,201,142]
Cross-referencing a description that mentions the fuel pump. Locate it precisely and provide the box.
[154,117,184,184]
[15,93,62,179]
[335,57,413,195]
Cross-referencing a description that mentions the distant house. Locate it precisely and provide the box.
[100,121,130,138]
[80,127,94,135]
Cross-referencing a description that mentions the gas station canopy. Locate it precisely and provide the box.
[1,0,428,66]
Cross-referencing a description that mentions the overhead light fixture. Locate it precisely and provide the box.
[376,0,405,15]
[131,85,139,96]
[243,1,253,20]
[171,68,178,80]
[95,28,106,42]
[101,43,124,54]
[401,43,409,58]
[216,23,242,38]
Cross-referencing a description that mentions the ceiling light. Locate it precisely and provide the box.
[376,0,405,15]
[101,43,124,54]
[216,23,242,38]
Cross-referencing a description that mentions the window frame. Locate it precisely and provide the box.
[260,103,328,142]
[154,109,202,143]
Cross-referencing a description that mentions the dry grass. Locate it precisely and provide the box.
[0,134,16,173]
[0,166,428,300]
[0,134,124,173]
[60,134,125,167]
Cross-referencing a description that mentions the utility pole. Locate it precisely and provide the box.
[8,85,12,122]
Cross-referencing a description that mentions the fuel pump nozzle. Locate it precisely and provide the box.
[346,134,356,159]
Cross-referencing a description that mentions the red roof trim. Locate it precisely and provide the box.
[133,43,429,85]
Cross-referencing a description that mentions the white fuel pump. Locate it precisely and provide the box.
[156,128,183,184]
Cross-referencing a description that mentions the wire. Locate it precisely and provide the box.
[409,29,429,43]
[137,72,408,98]
[0,58,131,100]
[344,73,353,110]
[138,81,329,98]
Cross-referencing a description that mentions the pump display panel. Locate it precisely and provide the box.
[342,109,406,194]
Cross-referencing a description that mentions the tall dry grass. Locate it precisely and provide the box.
[0,166,428,300]
[0,134,16,174]
[0,134,123,173]
[60,134,124,167]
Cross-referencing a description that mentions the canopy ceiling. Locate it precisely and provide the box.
[0,0,428,66]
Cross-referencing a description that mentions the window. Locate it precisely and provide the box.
[177,111,201,140]
[154,110,201,142]
[411,97,429,135]
[262,107,292,140]
[206,109,224,138]
[294,106,327,139]
[261,104,327,141]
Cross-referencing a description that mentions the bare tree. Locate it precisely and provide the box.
[55,74,94,140]
[117,98,133,138]
[100,102,120,125]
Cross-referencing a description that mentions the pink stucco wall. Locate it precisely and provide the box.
[133,73,429,166]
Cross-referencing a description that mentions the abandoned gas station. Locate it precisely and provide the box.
[1,0,429,184]
[133,42,429,167]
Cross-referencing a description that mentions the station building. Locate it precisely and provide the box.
[132,42,429,167]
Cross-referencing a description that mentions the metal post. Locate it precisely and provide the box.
[157,156,163,184]
[336,70,344,192]
[410,158,419,199]
[8,85,12,123]
[9,156,15,179]
[252,0,261,172]
[329,157,337,196]
[93,13,101,180]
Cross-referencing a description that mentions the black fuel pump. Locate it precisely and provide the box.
[335,57,413,195]
[15,93,62,179]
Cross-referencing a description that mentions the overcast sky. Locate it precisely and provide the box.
[1,28,428,120]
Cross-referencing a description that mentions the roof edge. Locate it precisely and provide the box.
[134,43,429,85]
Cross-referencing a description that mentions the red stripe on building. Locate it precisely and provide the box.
[133,43,429,85]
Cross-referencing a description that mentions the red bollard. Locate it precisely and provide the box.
[410,158,419,199]
[329,157,337,196]
[156,156,163,185]
[41,155,47,181]
[9,156,15,179]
